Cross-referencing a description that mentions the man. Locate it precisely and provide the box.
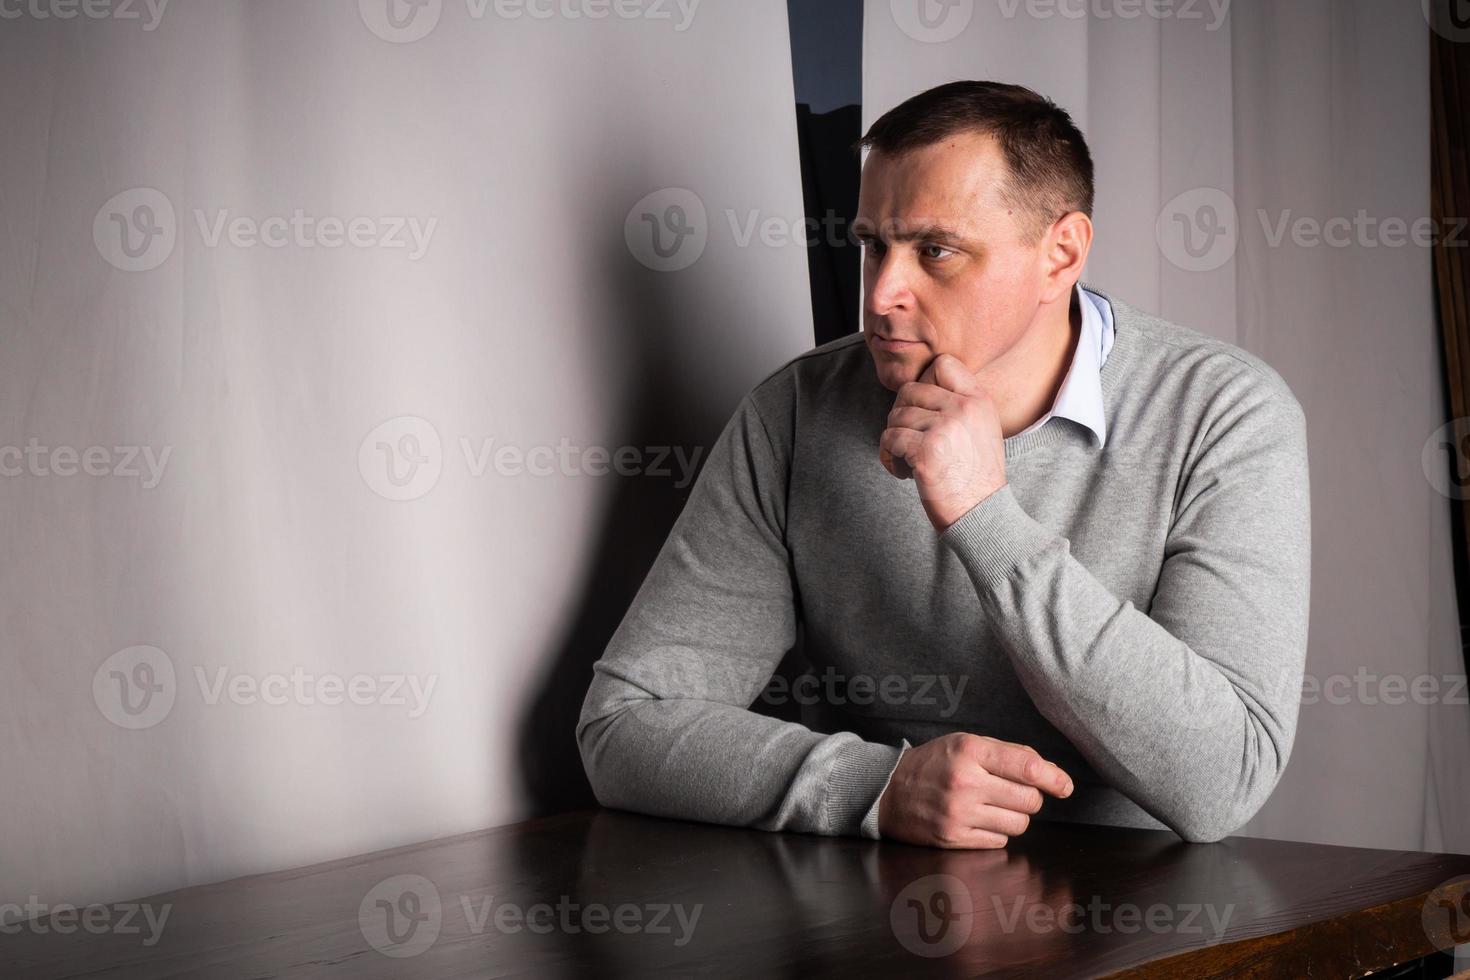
[577,81,1310,847]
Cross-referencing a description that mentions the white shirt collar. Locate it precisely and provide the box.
[1013,284,1113,448]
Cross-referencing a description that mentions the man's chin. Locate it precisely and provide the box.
[870,354,924,393]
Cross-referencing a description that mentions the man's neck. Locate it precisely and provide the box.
[976,290,1082,439]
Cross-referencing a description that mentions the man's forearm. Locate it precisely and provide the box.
[938,392,1311,843]
[577,654,903,838]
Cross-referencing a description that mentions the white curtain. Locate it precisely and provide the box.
[867,0,1468,853]
[0,0,815,910]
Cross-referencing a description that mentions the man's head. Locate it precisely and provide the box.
[853,81,1095,392]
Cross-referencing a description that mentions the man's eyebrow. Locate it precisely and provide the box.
[851,222,971,246]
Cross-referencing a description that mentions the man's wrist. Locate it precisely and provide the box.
[865,739,912,839]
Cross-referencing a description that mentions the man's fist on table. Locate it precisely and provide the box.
[879,353,1009,533]
[877,733,1074,848]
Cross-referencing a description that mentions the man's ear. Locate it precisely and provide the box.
[1040,211,1093,305]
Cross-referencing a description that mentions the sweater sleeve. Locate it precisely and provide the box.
[940,375,1311,843]
[576,392,906,839]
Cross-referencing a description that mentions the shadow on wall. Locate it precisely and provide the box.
[513,207,810,817]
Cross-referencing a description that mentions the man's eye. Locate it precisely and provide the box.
[921,244,953,260]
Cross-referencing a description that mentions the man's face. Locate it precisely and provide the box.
[855,131,1052,392]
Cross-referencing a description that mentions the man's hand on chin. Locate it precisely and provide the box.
[879,353,1008,532]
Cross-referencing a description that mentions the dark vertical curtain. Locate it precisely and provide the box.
[787,0,864,346]
[1429,4,1470,672]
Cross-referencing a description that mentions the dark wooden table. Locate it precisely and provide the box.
[5,809,1470,978]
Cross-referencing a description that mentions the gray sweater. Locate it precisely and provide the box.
[576,287,1311,844]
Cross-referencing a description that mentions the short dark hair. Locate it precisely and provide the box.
[856,80,1094,243]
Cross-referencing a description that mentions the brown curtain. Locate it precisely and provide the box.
[1430,8,1470,668]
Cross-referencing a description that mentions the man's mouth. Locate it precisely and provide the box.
[870,335,924,353]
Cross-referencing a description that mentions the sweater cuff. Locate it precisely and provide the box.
[826,738,906,839]
[940,483,1059,594]
[858,738,912,839]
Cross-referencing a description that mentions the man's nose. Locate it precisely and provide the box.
[866,255,913,316]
